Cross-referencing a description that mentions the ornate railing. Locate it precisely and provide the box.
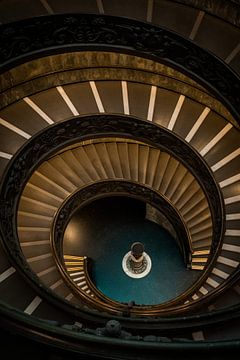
[52,180,192,313]
[54,180,191,263]
[1,298,240,358]
[0,14,239,120]
[0,12,240,342]
[0,114,225,319]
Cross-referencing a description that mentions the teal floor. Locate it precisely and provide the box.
[63,197,200,305]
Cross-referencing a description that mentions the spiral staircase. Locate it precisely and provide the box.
[0,1,240,359]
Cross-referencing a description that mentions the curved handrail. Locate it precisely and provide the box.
[0,114,224,319]
[52,180,192,312]
[0,14,239,120]
[1,299,240,358]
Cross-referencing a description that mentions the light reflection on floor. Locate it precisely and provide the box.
[63,197,200,305]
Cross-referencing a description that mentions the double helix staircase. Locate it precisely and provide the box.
[0,1,240,358]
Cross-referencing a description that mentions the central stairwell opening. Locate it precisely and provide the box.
[63,196,200,305]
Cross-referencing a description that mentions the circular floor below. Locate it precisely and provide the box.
[63,197,200,305]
